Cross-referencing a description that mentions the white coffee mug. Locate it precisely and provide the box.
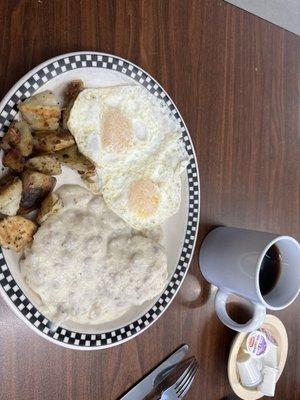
[199,227,300,332]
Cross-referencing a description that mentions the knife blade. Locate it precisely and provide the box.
[119,344,189,400]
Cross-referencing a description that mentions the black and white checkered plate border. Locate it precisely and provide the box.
[0,52,200,349]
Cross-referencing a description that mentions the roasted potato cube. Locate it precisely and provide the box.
[62,80,84,130]
[17,205,37,215]
[1,124,21,151]
[2,148,25,172]
[33,130,75,153]
[55,145,95,176]
[15,120,33,156]
[0,174,15,185]
[1,120,33,157]
[21,170,56,209]
[64,80,84,103]
[25,155,61,175]
[0,215,37,251]
[18,90,61,131]
[37,192,63,224]
[62,102,74,130]
[62,79,84,129]
[0,177,22,216]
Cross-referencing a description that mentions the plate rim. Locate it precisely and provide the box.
[0,51,200,349]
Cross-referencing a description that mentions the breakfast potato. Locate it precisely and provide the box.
[55,144,95,176]
[0,177,22,216]
[26,155,62,175]
[1,122,22,151]
[62,102,75,130]
[21,170,56,209]
[33,130,75,153]
[1,120,33,157]
[0,215,37,251]
[17,205,38,216]
[64,80,84,103]
[14,120,33,156]
[1,120,32,171]
[37,192,64,224]
[2,148,25,172]
[62,80,84,130]
[18,90,61,131]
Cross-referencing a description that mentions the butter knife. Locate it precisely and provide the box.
[119,345,189,400]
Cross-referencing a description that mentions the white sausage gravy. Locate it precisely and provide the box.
[20,185,168,325]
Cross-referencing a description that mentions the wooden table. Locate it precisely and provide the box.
[0,1,299,399]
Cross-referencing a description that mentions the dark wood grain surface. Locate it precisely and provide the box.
[0,1,299,399]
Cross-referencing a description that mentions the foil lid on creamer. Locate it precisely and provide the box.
[246,330,268,358]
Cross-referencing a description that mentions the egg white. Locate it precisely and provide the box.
[68,85,189,229]
[102,141,188,230]
[68,85,180,169]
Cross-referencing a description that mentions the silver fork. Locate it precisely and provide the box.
[160,358,199,399]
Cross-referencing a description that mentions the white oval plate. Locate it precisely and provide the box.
[0,52,200,349]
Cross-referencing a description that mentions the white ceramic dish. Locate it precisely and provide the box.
[0,52,200,349]
[228,314,288,400]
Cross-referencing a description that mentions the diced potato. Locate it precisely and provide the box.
[17,205,37,215]
[1,124,21,151]
[0,215,37,251]
[1,121,33,157]
[55,145,95,176]
[64,80,84,103]
[62,80,84,130]
[21,170,56,209]
[37,192,63,224]
[33,130,75,153]
[0,177,22,216]
[15,120,33,156]
[2,148,25,172]
[62,102,74,130]
[26,155,62,175]
[18,90,61,131]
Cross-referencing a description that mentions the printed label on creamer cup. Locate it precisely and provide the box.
[259,327,278,346]
[246,331,269,358]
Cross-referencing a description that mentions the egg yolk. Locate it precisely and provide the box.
[128,179,160,218]
[101,107,133,153]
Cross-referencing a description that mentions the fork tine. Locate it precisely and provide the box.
[170,358,197,390]
[178,373,197,399]
[177,363,198,398]
[175,360,198,393]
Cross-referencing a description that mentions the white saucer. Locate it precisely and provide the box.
[228,314,288,400]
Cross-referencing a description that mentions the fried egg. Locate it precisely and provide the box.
[68,85,189,229]
[68,85,180,169]
[101,136,188,230]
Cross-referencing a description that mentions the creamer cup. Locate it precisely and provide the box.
[246,330,269,358]
[258,365,278,397]
[263,344,278,368]
[236,352,262,388]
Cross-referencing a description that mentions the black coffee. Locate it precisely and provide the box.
[259,245,281,296]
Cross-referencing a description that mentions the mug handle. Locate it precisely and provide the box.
[214,289,266,332]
